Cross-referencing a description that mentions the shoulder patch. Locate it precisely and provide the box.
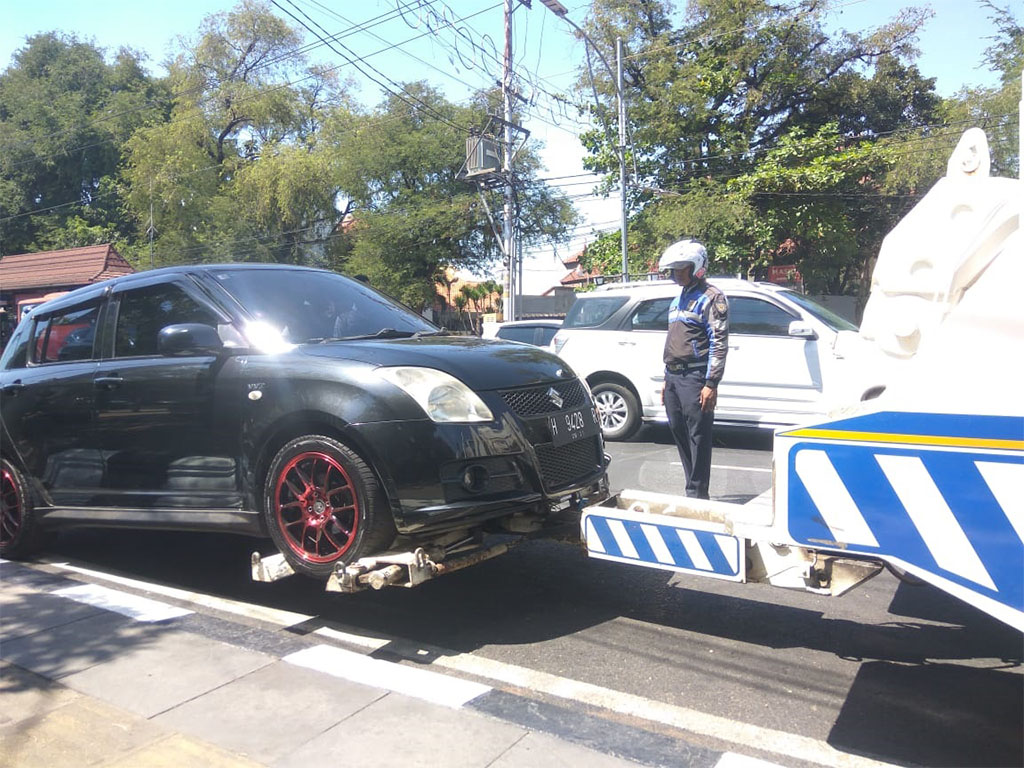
[715,296,728,313]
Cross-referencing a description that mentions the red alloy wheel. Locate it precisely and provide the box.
[1,466,23,547]
[272,451,359,564]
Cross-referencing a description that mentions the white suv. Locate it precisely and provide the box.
[550,279,873,440]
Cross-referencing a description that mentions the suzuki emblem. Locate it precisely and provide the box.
[548,387,564,409]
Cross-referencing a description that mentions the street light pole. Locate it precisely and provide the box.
[617,37,628,282]
[503,0,516,321]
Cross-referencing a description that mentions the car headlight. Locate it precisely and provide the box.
[377,367,494,423]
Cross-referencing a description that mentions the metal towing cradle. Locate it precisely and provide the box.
[251,518,581,593]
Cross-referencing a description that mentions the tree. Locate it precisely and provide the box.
[119,0,347,267]
[575,0,942,294]
[329,83,577,309]
[0,34,163,254]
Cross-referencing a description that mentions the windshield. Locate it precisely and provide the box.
[211,268,437,344]
[562,296,629,328]
[778,290,858,332]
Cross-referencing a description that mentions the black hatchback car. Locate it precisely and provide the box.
[0,265,608,579]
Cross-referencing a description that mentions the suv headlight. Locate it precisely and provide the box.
[377,367,494,423]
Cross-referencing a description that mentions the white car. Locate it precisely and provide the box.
[550,279,874,440]
[482,319,562,346]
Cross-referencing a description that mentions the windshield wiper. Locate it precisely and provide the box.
[336,328,418,341]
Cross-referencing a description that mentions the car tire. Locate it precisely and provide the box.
[591,382,640,441]
[263,435,396,580]
[1,458,45,559]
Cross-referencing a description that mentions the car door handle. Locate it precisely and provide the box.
[2,380,24,396]
[617,341,636,346]
[94,375,124,390]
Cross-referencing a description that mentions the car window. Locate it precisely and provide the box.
[536,326,558,346]
[496,326,537,344]
[630,298,672,331]
[730,297,796,336]
[777,289,858,332]
[562,296,628,329]
[31,303,101,363]
[210,268,435,343]
[1,321,32,369]
[115,284,220,357]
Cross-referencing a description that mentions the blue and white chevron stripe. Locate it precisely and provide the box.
[583,510,744,581]
[779,412,1024,628]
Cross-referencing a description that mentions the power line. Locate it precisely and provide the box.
[273,0,470,133]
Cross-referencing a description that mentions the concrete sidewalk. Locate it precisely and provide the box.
[0,560,734,768]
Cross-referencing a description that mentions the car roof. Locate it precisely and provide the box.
[20,263,352,320]
[497,319,562,327]
[587,277,786,297]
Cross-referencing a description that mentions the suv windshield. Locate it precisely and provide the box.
[562,296,629,329]
[211,268,436,343]
[778,290,858,332]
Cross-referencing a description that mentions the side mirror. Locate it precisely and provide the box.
[788,320,818,340]
[158,323,224,356]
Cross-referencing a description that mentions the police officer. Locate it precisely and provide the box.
[660,240,729,499]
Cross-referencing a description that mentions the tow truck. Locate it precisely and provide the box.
[581,123,1022,632]
[254,121,1021,633]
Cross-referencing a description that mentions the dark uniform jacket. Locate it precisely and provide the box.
[663,279,730,387]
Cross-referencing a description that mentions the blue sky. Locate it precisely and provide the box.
[1,0,1007,290]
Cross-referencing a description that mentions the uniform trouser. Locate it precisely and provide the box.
[664,368,714,499]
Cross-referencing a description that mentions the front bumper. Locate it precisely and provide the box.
[349,414,610,535]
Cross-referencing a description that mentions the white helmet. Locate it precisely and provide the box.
[658,239,707,278]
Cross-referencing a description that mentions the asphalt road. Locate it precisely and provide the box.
[26,426,1024,767]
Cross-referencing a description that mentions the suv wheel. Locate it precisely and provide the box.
[591,382,640,441]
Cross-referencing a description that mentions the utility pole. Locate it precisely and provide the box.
[503,0,516,321]
[617,37,628,282]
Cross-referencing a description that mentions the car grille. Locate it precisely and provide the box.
[534,436,603,491]
[501,380,587,416]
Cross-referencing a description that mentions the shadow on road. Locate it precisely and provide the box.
[35,528,1024,768]
[630,423,775,451]
[830,661,1023,767]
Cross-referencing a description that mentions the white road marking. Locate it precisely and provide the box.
[284,644,490,708]
[54,583,192,622]
[975,461,1024,544]
[38,563,903,768]
[386,639,902,768]
[672,463,772,473]
[876,455,996,590]
[715,752,789,768]
[794,450,879,547]
[312,625,389,651]
[49,561,314,628]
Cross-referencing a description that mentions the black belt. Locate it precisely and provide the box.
[665,360,707,373]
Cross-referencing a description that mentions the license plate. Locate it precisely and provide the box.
[548,406,600,447]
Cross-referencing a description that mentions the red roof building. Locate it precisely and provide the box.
[0,244,136,333]
[559,247,604,288]
[0,244,134,292]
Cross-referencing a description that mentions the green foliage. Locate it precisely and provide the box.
[119,0,345,268]
[0,33,164,254]
[329,83,577,307]
[578,0,942,294]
